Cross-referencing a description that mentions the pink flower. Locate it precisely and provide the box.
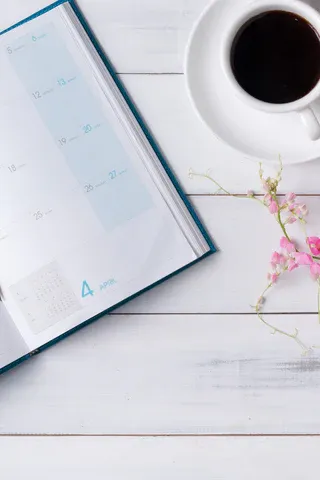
[269,200,278,214]
[267,273,278,284]
[264,194,272,206]
[271,251,281,265]
[271,273,278,283]
[286,216,297,225]
[270,251,287,268]
[262,181,270,192]
[285,192,296,203]
[307,237,320,256]
[294,204,308,218]
[288,202,308,218]
[293,252,314,265]
[287,259,298,272]
[298,204,308,216]
[310,263,320,280]
[280,237,296,253]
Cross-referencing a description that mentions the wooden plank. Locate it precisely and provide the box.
[118,196,320,314]
[0,436,319,479]
[0,0,210,73]
[121,75,320,194]
[1,313,320,434]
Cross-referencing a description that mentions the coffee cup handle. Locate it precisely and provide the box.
[299,106,320,141]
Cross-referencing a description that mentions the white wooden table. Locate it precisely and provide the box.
[1,1,320,478]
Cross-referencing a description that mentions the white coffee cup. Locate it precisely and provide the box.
[221,0,320,141]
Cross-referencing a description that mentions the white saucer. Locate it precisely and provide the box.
[185,0,320,164]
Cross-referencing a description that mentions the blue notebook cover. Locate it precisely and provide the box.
[0,0,215,375]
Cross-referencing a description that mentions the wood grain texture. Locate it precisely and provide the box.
[0,0,210,73]
[118,196,320,314]
[2,0,319,77]
[2,0,320,458]
[1,314,320,434]
[0,436,320,479]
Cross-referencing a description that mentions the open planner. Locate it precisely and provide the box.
[0,0,215,374]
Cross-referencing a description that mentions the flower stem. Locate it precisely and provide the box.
[256,310,309,352]
[275,202,291,241]
[255,273,310,353]
[189,171,232,195]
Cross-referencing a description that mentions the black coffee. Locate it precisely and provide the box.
[231,11,320,104]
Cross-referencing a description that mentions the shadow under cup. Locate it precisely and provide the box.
[230,10,320,105]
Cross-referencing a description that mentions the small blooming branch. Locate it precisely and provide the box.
[189,160,320,352]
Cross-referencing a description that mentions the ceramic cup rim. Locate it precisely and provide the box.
[221,0,320,113]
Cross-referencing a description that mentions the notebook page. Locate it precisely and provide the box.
[0,302,29,370]
[0,5,196,351]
